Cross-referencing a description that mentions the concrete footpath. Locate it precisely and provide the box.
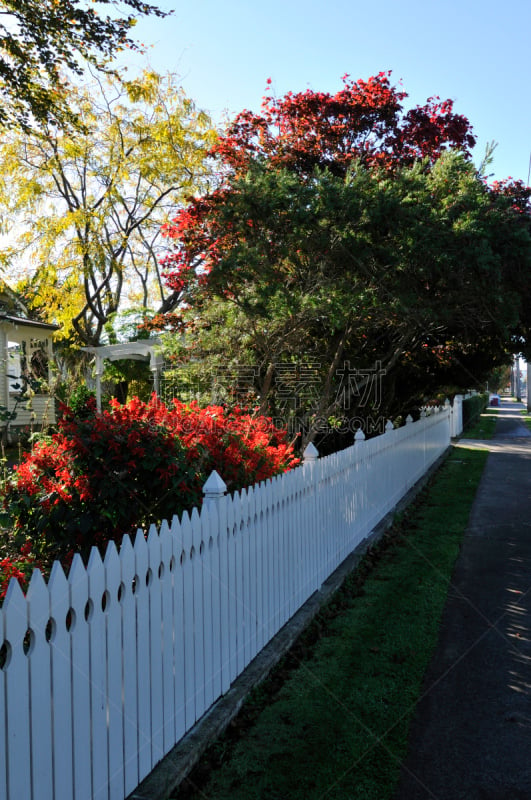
[393,400,531,800]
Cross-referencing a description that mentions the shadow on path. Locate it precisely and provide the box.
[392,400,531,800]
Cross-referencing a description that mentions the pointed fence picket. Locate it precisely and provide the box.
[69,554,91,800]
[3,580,32,800]
[0,403,451,800]
[87,549,109,800]
[133,529,151,781]
[26,570,53,800]
[146,525,164,766]
[49,562,74,800]
[159,520,176,756]
[118,536,139,798]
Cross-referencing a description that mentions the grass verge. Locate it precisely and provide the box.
[172,446,488,800]
[521,409,531,433]
[460,408,498,439]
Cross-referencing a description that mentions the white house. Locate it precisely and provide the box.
[0,285,59,440]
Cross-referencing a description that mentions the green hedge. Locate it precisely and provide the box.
[462,393,489,430]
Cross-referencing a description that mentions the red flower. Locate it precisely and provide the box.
[0,394,298,582]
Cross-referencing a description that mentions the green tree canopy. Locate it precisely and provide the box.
[161,153,530,446]
[155,74,531,448]
[0,0,168,130]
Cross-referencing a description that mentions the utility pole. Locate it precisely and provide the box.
[516,355,522,402]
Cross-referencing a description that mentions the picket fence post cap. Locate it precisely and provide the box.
[354,428,365,442]
[203,470,227,496]
[405,414,414,424]
[385,419,394,432]
[303,442,319,462]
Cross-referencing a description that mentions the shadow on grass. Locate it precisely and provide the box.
[172,446,488,800]
[460,409,498,440]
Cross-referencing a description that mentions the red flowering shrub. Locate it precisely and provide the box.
[1,395,298,572]
[0,543,36,599]
[144,397,298,489]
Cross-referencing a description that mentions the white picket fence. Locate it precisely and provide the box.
[0,404,454,800]
[450,393,464,438]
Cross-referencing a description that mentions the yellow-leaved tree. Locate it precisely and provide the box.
[0,69,217,346]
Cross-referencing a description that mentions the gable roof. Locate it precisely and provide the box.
[0,282,59,331]
[0,313,59,331]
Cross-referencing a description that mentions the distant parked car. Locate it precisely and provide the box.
[489,394,501,407]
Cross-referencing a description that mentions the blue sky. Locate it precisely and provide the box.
[120,0,531,185]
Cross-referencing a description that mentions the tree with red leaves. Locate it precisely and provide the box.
[155,73,531,448]
[160,72,478,316]
[211,71,475,177]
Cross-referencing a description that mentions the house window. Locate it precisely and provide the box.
[7,341,24,393]
[29,338,49,383]
[7,338,49,394]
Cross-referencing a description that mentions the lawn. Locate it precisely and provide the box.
[172,445,488,800]
[521,409,531,432]
[459,408,498,439]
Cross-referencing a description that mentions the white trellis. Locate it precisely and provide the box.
[81,340,163,411]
